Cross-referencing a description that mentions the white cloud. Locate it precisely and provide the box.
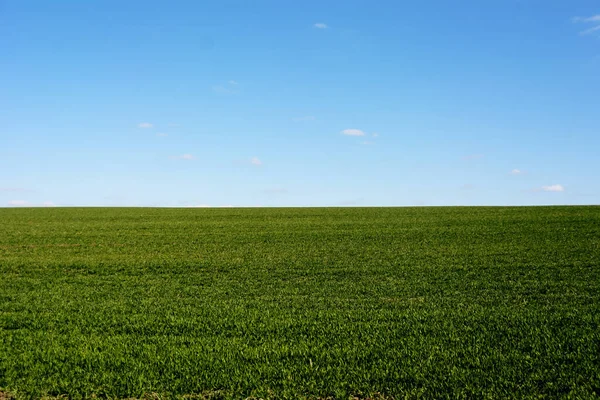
[372,132,379,137]
[8,200,29,206]
[213,86,232,94]
[172,154,195,160]
[156,133,168,137]
[314,23,328,29]
[542,184,565,192]
[250,157,263,166]
[213,82,240,95]
[582,25,600,35]
[341,129,366,136]
[361,141,374,145]
[573,14,600,35]
[510,169,523,175]
[292,116,317,122]
[138,122,153,128]
[573,15,600,23]
[4,200,60,207]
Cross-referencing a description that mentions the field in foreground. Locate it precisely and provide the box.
[0,206,599,399]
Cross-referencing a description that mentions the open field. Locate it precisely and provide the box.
[0,206,599,399]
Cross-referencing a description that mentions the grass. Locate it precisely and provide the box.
[0,206,599,399]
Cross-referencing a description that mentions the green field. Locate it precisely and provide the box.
[1,206,599,399]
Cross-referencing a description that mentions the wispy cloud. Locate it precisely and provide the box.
[341,129,366,136]
[250,157,263,166]
[542,184,565,192]
[213,80,240,95]
[510,169,524,175]
[213,85,235,95]
[156,133,168,137]
[314,23,328,29]
[371,133,379,138]
[6,200,57,207]
[581,25,600,35]
[172,154,195,160]
[572,14,600,35]
[8,200,29,206]
[462,154,484,161]
[138,122,153,128]
[292,116,317,122]
[573,15,600,23]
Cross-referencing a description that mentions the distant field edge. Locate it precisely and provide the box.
[1,204,599,209]
[0,390,400,400]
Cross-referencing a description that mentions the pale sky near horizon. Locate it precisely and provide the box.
[1,1,599,207]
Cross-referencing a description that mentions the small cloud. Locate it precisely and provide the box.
[462,154,484,161]
[42,201,56,207]
[572,14,600,35]
[138,122,153,128]
[573,15,600,23]
[172,154,195,160]
[510,169,524,175]
[8,200,29,206]
[361,141,374,145]
[542,184,565,192]
[213,83,240,95]
[314,23,328,29]
[250,157,262,166]
[156,133,168,137]
[581,25,600,35]
[292,116,317,122]
[372,133,379,138]
[341,129,365,136]
[167,123,180,128]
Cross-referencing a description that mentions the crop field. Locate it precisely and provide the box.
[0,206,599,399]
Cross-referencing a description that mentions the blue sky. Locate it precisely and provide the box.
[1,0,599,207]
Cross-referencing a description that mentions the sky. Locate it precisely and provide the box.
[1,0,599,207]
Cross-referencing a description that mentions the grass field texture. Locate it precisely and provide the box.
[1,206,599,399]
